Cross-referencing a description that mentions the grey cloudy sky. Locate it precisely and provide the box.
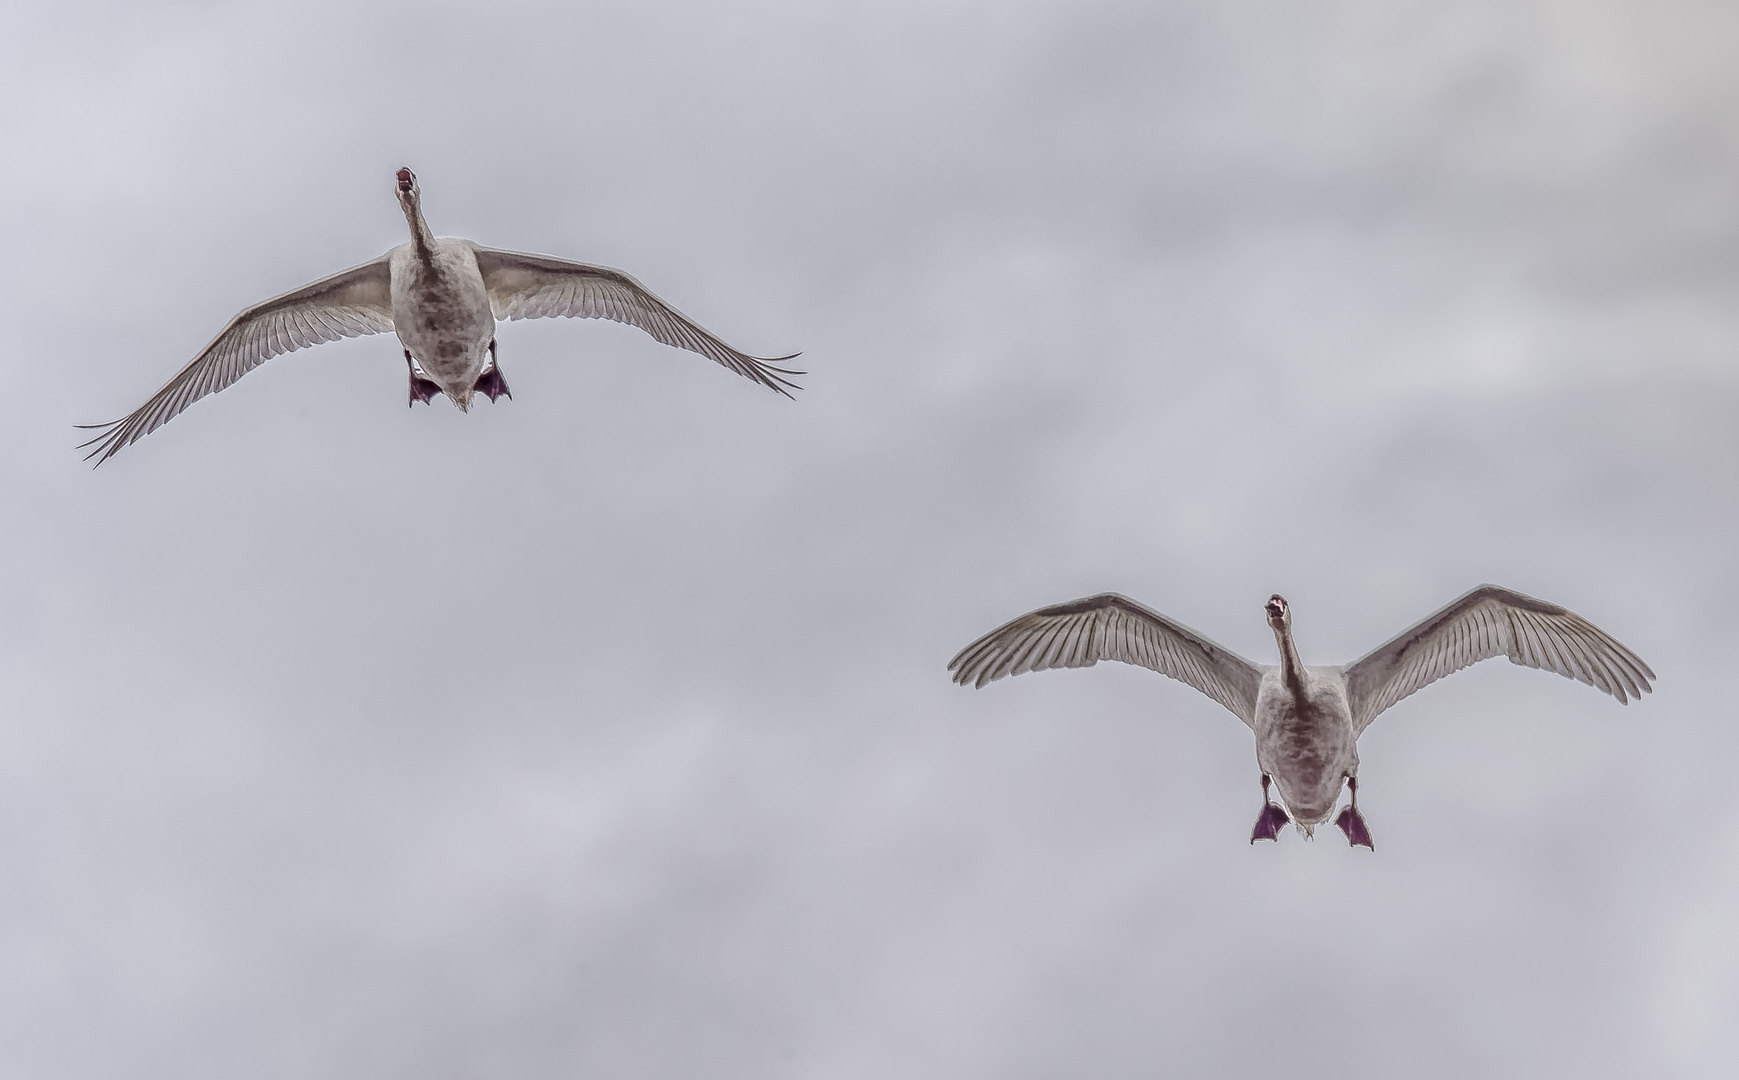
[1,1,1736,1076]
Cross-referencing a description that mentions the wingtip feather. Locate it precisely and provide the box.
[75,421,129,467]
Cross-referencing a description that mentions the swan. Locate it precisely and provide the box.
[948,585,1654,848]
[78,167,801,465]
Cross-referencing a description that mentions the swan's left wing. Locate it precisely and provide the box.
[1342,584,1655,734]
[469,245,802,397]
[948,593,1264,728]
[78,257,394,466]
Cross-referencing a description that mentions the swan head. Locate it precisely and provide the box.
[1265,594,1290,630]
[395,166,420,205]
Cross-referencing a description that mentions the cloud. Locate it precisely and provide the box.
[0,1,1733,1077]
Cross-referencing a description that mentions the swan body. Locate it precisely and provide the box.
[80,167,801,464]
[387,234,497,412]
[949,585,1655,847]
[1253,662,1356,830]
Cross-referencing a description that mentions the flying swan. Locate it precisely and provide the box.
[948,585,1654,848]
[79,168,801,464]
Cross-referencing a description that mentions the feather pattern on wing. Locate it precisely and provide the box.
[78,258,394,466]
[470,245,802,396]
[947,593,1264,727]
[1342,584,1655,733]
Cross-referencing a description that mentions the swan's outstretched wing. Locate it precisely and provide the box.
[1343,584,1655,733]
[79,258,394,466]
[948,593,1264,727]
[469,245,802,397]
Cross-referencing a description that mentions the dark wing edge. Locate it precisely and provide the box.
[77,257,394,466]
[1342,584,1656,734]
[946,592,1263,727]
[469,245,802,398]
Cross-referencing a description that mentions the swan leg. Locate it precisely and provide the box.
[473,339,512,403]
[405,350,442,407]
[1335,776,1374,850]
[1250,774,1290,843]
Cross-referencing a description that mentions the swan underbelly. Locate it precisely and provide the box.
[1254,673,1357,825]
[390,242,496,389]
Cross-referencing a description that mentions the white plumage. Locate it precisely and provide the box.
[949,584,1654,847]
[80,167,800,465]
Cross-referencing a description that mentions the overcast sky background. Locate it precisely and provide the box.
[0,1,1735,1077]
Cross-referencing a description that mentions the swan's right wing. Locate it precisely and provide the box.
[1342,584,1655,734]
[947,593,1263,728]
[78,257,394,466]
[470,245,802,397]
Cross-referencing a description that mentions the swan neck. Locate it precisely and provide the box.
[402,196,436,259]
[1274,624,1305,693]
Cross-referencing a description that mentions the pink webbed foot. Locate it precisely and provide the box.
[405,351,441,407]
[473,366,511,403]
[1335,805,1374,850]
[409,376,442,406]
[472,338,512,404]
[1336,775,1374,850]
[1250,803,1290,844]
